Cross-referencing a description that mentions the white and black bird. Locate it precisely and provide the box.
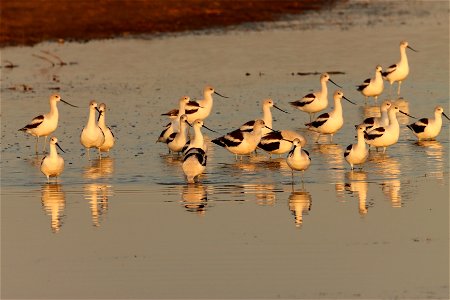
[182,147,207,184]
[19,93,78,154]
[40,137,65,183]
[344,125,369,170]
[364,105,415,153]
[97,103,115,154]
[290,73,342,121]
[358,100,392,131]
[382,41,418,97]
[239,98,288,135]
[305,90,356,143]
[357,65,384,102]
[407,106,449,141]
[166,114,190,154]
[159,96,191,142]
[212,119,269,159]
[286,138,311,182]
[80,100,105,160]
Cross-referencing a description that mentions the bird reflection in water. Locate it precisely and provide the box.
[181,184,208,215]
[312,143,345,182]
[416,140,445,181]
[40,183,65,233]
[344,171,369,216]
[370,152,402,207]
[84,183,113,227]
[83,157,114,179]
[288,186,312,228]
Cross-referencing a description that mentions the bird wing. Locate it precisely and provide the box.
[239,120,255,132]
[382,64,397,77]
[365,127,385,140]
[290,93,316,107]
[306,113,329,128]
[161,109,179,117]
[356,78,371,91]
[344,144,353,157]
[20,115,44,130]
[407,118,429,133]
[212,129,244,148]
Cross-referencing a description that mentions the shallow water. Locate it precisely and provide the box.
[1,1,449,299]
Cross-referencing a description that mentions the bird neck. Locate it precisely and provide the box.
[388,111,399,125]
[87,108,97,128]
[321,80,328,95]
[333,99,342,113]
[98,114,106,128]
[262,106,273,128]
[49,144,58,158]
[178,102,186,116]
[357,130,366,145]
[48,100,59,117]
[191,126,204,147]
[399,47,408,65]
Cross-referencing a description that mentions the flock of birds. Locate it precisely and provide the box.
[18,41,448,184]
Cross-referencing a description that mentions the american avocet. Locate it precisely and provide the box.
[97,103,115,154]
[182,147,207,184]
[290,73,342,121]
[407,106,449,141]
[305,90,356,143]
[184,86,228,122]
[157,115,177,143]
[160,96,191,140]
[40,137,65,183]
[19,93,78,154]
[182,119,217,154]
[344,125,369,170]
[358,100,392,130]
[258,130,307,157]
[240,99,288,135]
[286,138,311,182]
[211,119,268,158]
[357,65,384,102]
[80,100,105,160]
[364,105,415,153]
[166,114,190,153]
[382,41,418,97]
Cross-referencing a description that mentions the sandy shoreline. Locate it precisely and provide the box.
[0,0,337,47]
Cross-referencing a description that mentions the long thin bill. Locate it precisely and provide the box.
[202,124,219,133]
[214,91,229,98]
[343,96,356,105]
[399,110,416,119]
[56,143,66,153]
[61,99,78,107]
[442,112,450,120]
[273,104,289,113]
[329,78,342,88]
[407,45,418,52]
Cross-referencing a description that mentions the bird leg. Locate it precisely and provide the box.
[397,81,402,97]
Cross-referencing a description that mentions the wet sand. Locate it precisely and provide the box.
[1,0,449,299]
[0,0,336,46]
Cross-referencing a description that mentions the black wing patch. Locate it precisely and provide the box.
[212,130,244,148]
[161,109,178,116]
[407,123,425,133]
[344,144,352,157]
[20,115,44,131]
[365,127,385,140]
[240,120,255,132]
[258,141,280,152]
[166,132,177,144]
[307,113,329,128]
